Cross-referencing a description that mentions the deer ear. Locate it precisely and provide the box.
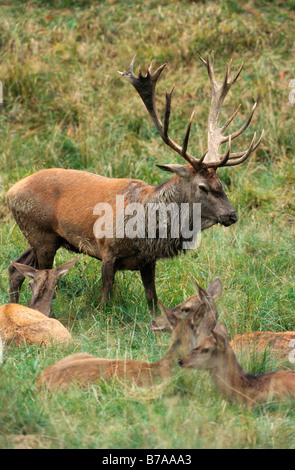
[193,280,204,300]
[54,258,78,279]
[11,262,39,280]
[212,322,228,350]
[158,301,178,327]
[156,164,191,179]
[206,278,223,301]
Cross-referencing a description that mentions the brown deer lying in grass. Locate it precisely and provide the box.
[0,259,76,346]
[230,331,295,360]
[7,53,263,312]
[178,323,295,404]
[36,280,219,390]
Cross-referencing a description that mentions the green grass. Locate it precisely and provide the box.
[0,0,295,449]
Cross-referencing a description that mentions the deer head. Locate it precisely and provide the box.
[119,53,263,229]
[178,322,229,370]
[158,293,213,358]
[12,258,78,317]
[151,278,222,333]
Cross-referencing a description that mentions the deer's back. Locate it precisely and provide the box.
[0,304,72,346]
[234,370,295,403]
[36,353,158,389]
[7,168,150,215]
[7,168,152,259]
[230,331,295,360]
[251,370,295,401]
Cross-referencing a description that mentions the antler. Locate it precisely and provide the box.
[198,51,264,167]
[119,54,264,170]
[119,55,205,171]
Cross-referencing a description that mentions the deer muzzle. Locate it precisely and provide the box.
[218,211,238,227]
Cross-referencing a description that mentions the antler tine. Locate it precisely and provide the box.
[198,51,218,90]
[231,61,244,85]
[222,132,256,167]
[221,104,241,133]
[148,60,154,75]
[221,101,258,143]
[206,52,215,87]
[119,57,167,136]
[221,130,264,167]
[182,110,195,159]
[163,86,175,142]
[120,56,204,171]
[196,52,206,66]
[118,54,137,78]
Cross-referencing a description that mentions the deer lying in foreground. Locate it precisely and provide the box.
[178,323,295,404]
[0,259,76,346]
[7,52,263,312]
[36,280,218,390]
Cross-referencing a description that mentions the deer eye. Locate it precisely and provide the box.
[199,184,209,194]
[182,307,190,313]
[201,348,210,353]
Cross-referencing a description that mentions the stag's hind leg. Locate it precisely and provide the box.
[8,246,35,303]
[26,227,63,270]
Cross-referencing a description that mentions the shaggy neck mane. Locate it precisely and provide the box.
[151,176,186,205]
[121,175,196,260]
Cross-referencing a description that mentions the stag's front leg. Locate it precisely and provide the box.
[140,261,158,314]
[8,247,35,303]
[101,252,116,305]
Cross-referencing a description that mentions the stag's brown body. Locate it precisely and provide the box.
[7,167,227,267]
[7,53,263,311]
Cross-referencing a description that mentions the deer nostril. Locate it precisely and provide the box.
[229,212,238,223]
[219,212,238,226]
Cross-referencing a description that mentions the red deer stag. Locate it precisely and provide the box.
[6,53,263,312]
[178,323,295,404]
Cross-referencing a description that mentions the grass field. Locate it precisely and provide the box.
[0,0,295,449]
